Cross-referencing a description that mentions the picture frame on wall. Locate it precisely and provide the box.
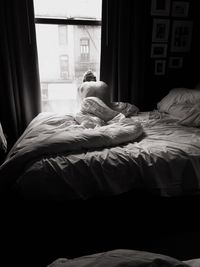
[151,43,168,58]
[169,57,183,68]
[152,19,170,42]
[171,20,193,52]
[172,1,190,17]
[154,60,166,75]
[151,0,171,16]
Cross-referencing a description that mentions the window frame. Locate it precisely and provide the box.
[35,17,101,26]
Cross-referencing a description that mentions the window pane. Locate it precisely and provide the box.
[33,0,102,20]
[58,26,68,46]
[35,24,101,114]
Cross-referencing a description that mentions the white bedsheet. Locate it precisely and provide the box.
[0,111,200,200]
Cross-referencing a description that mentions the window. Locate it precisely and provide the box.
[41,83,48,100]
[33,0,102,114]
[80,38,90,61]
[58,25,68,46]
[60,55,69,79]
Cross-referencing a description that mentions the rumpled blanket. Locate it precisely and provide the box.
[78,96,119,122]
[75,96,139,127]
[111,101,139,116]
[0,100,144,191]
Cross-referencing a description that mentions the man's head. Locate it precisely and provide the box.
[83,70,97,82]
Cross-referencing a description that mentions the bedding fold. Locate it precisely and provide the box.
[1,106,200,200]
[0,114,143,192]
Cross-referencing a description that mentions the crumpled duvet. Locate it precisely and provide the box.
[1,107,200,200]
[75,97,139,127]
[0,111,143,192]
[79,97,119,122]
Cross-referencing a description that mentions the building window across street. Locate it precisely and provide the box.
[60,55,69,79]
[80,38,90,61]
[58,25,68,46]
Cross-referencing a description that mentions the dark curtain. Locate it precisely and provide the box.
[100,0,149,108]
[0,0,41,149]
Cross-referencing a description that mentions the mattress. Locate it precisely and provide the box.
[0,110,200,200]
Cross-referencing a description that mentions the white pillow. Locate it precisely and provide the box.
[157,88,200,113]
[168,103,200,127]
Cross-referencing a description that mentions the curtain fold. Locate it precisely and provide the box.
[0,0,41,149]
[100,0,149,108]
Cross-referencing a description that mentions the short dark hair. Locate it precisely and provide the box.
[83,70,96,82]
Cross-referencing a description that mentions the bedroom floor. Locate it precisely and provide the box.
[1,196,200,267]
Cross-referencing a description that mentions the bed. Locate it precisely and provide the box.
[1,108,200,200]
[1,85,200,201]
[1,83,200,267]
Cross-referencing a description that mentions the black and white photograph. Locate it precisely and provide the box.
[169,56,183,68]
[151,0,171,16]
[151,43,168,58]
[154,59,166,75]
[152,19,170,42]
[172,1,190,17]
[171,20,193,52]
[1,1,200,267]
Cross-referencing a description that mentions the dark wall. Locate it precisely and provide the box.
[142,0,200,111]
